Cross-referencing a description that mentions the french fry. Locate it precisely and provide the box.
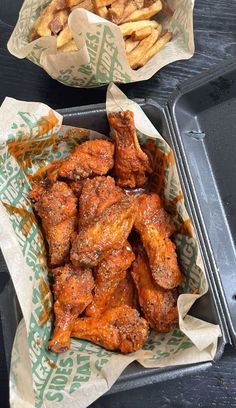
[125,37,140,53]
[67,0,85,6]
[56,24,73,48]
[58,39,78,52]
[109,0,144,24]
[33,0,67,38]
[72,0,94,11]
[123,0,162,23]
[93,0,116,7]
[50,10,68,35]
[119,20,159,36]
[136,31,172,67]
[127,28,159,68]
[96,6,109,18]
[132,26,152,40]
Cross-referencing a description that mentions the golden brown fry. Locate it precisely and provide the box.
[120,20,159,36]
[50,10,68,35]
[72,0,94,11]
[58,39,78,52]
[96,6,109,18]
[132,25,152,40]
[32,0,67,38]
[66,0,85,7]
[125,37,140,53]
[136,31,172,67]
[128,28,159,69]
[123,0,162,22]
[56,24,73,48]
[109,0,144,25]
[93,0,116,8]
[72,305,149,353]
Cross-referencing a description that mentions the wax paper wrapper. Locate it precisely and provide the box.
[7,0,195,87]
[0,84,221,408]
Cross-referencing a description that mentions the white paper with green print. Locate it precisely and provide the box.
[0,84,220,408]
[7,0,195,87]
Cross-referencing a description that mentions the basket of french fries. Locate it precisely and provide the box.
[8,0,195,87]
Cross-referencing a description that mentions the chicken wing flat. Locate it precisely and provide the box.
[79,176,124,229]
[29,181,78,266]
[131,244,178,332]
[109,272,137,309]
[58,139,114,180]
[71,195,137,267]
[134,193,182,289]
[48,263,94,353]
[108,111,153,188]
[72,305,149,353]
[85,243,135,316]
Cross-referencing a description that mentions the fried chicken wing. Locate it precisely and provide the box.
[48,263,94,353]
[58,139,114,180]
[108,111,153,188]
[72,305,149,353]
[131,244,178,332]
[71,195,137,267]
[134,193,182,289]
[79,176,124,229]
[85,243,135,316]
[109,272,137,309]
[29,181,78,266]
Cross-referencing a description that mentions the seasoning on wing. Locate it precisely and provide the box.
[72,305,149,353]
[134,193,182,289]
[79,176,124,228]
[71,195,137,267]
[29,181,77,266]
[108,110,153,188]
[85,242,135,316]
[58,139,114,180]
[48,263,94,353]
[131,244,178,332]
[108,272,137,309]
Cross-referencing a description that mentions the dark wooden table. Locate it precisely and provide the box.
[1,1,236,407]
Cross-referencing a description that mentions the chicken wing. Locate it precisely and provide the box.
[134,193,182,289]
[108,111,153,188]
[109,272,137,309]
[29,181,78,266]
[72,305,149,353]
[58,139,114,180]
[131,244,178,332]
[48,263,94,353]
[85,243,135,316]
[71,195,137,267]
[79,176,124,229]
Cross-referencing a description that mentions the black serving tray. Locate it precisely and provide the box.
[1,59,236,406]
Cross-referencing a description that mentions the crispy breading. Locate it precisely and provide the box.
[48,263,94,352]
[72,305,149,353]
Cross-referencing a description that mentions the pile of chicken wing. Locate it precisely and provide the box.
[29,110,182,354]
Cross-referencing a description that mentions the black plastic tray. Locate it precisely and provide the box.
[1,60,236,406]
